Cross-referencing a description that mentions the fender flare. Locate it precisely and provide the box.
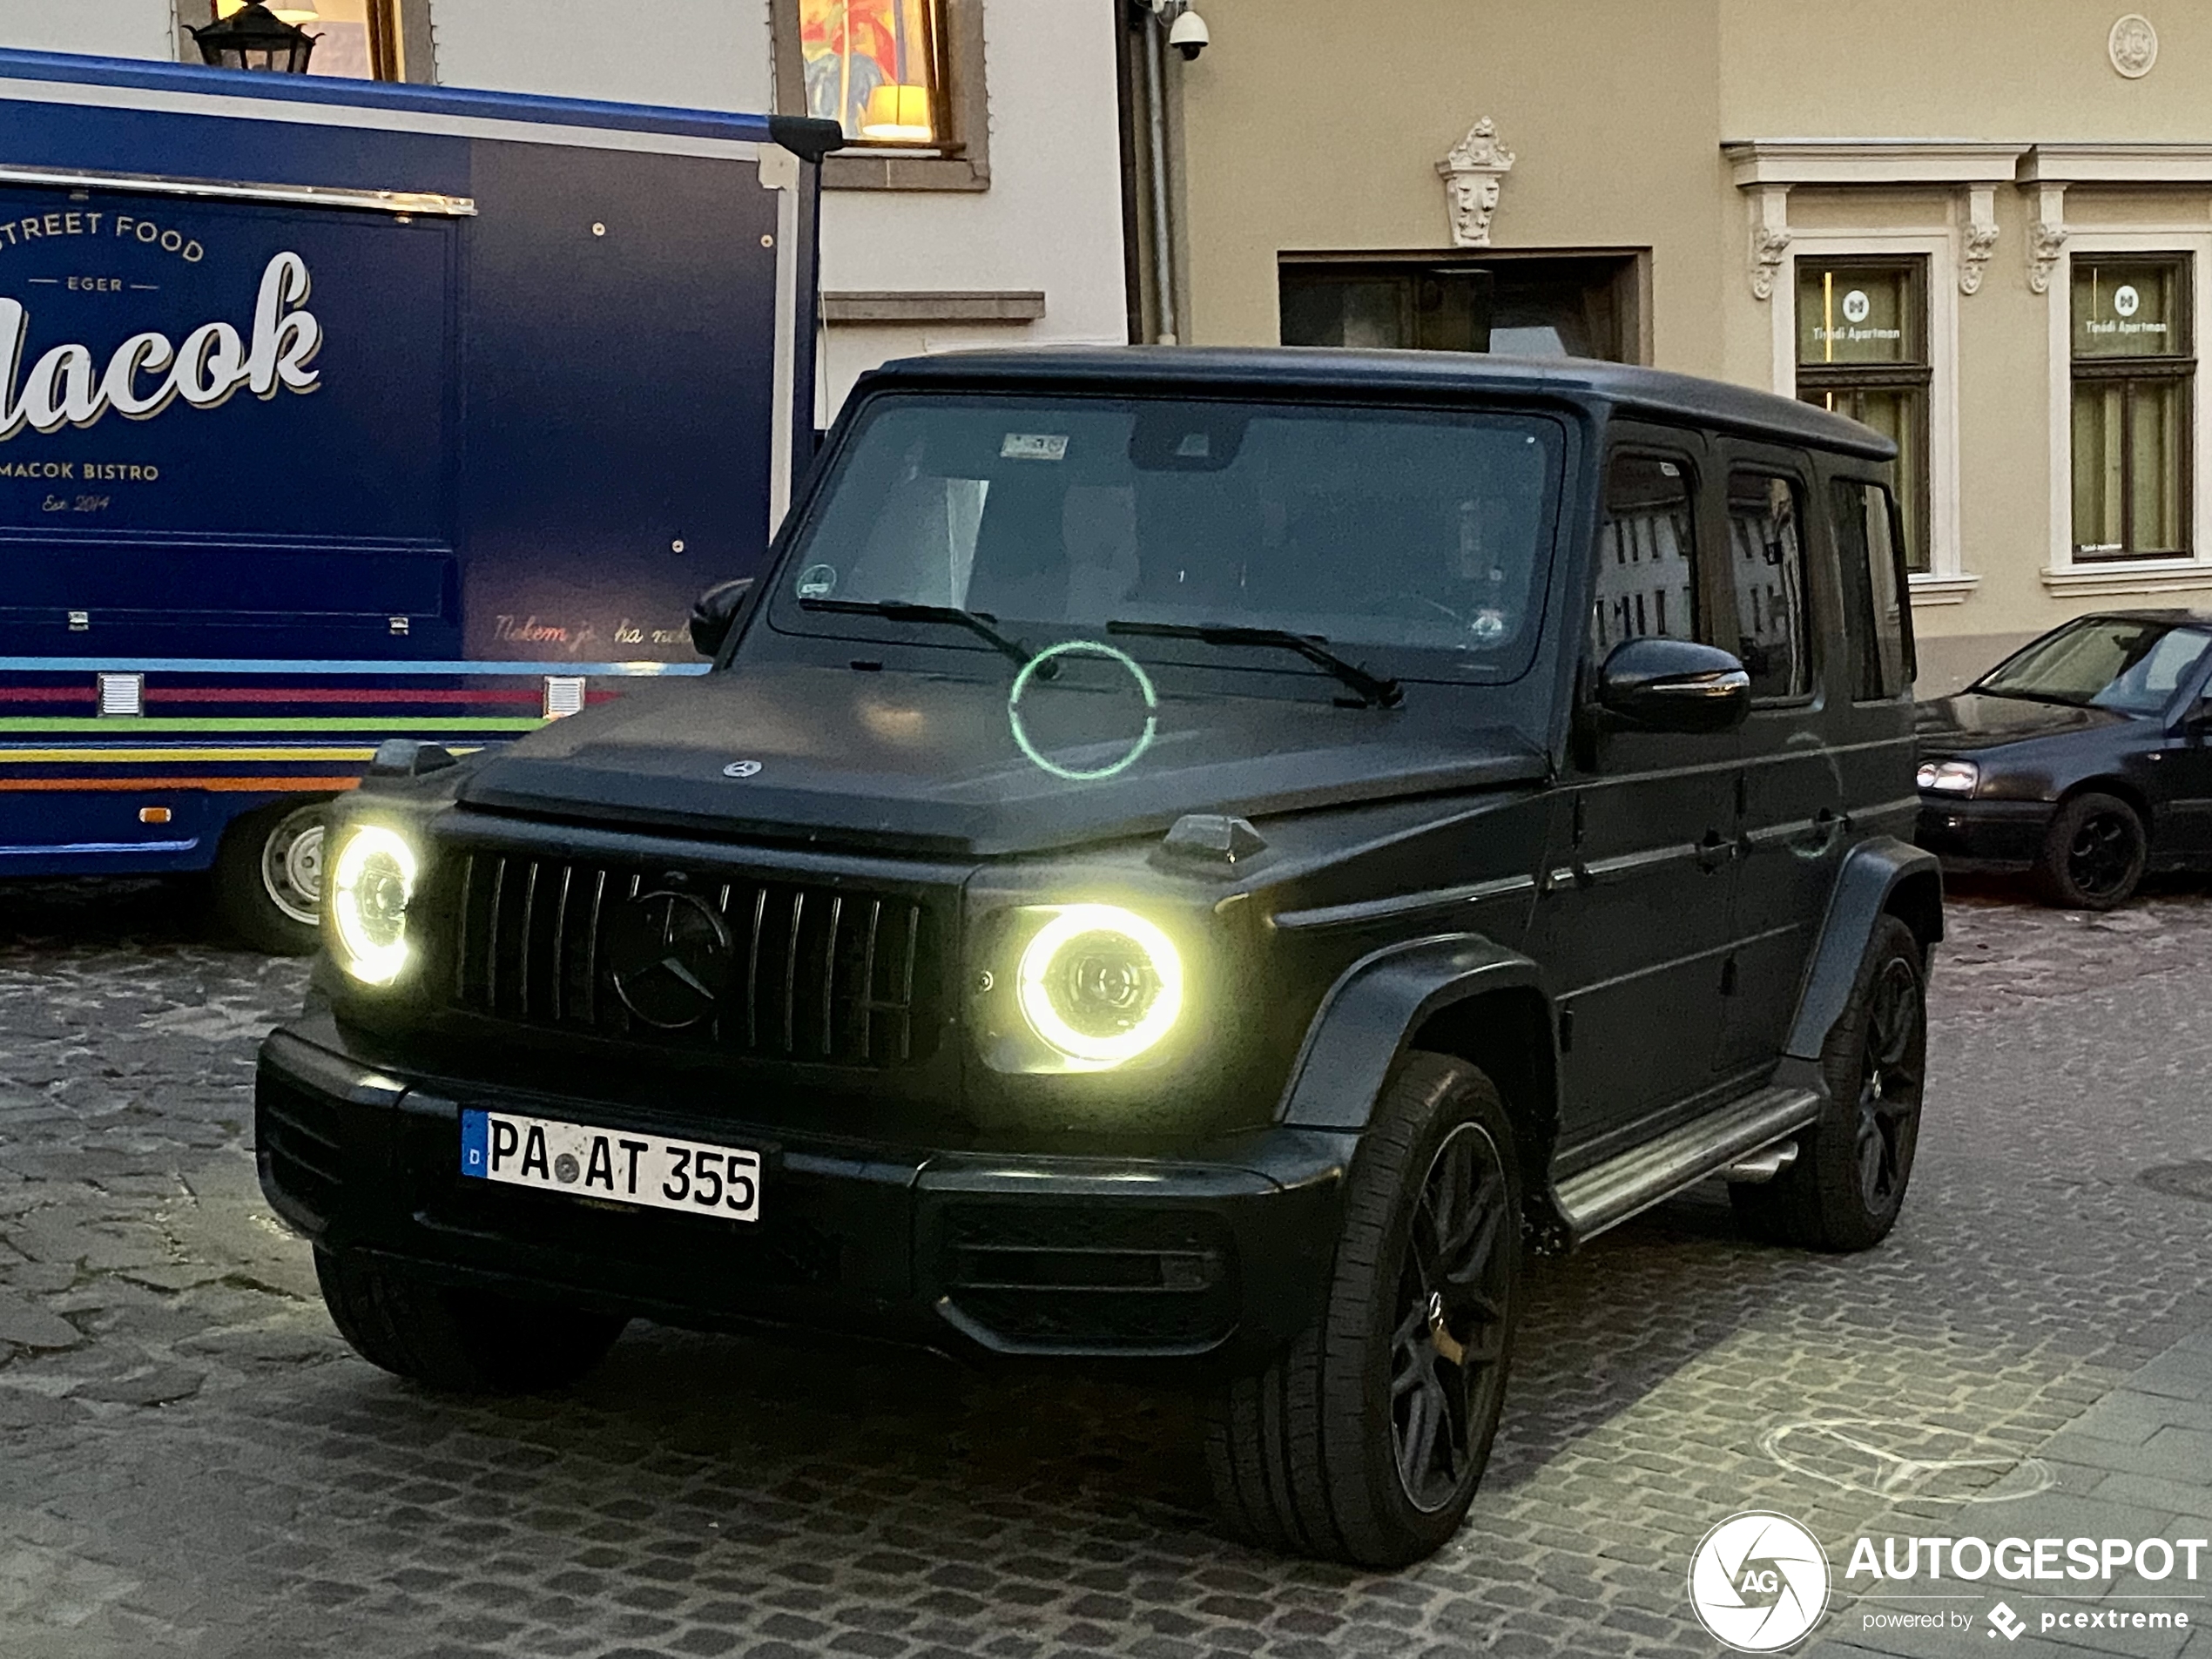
[1784,835,1944,1061]
[1276,934,1552,1131]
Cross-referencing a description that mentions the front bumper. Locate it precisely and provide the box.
[256,1022,1352,1372]
[1914,795,2054,872]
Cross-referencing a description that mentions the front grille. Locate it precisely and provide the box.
[444,852,942,1068]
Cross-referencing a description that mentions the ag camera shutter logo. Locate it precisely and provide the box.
[1689,1512,1831,1651]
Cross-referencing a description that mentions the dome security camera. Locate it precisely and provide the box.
[1167,9,1209,59]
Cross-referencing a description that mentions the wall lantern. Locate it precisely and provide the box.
[190,2,319,73]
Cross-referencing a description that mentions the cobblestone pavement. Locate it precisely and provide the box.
[3,877,2212,1659]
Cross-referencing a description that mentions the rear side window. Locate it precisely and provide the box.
[1725,472,1811,701]
[1832,478,1913,698]
[1591,453,1698,660]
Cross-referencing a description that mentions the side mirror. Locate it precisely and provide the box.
[689,577,756,658]
[1597,637,1750,734]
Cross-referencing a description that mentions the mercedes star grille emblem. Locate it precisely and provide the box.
[606,888,730,1029]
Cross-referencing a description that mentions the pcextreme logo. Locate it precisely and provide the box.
[1688,1512,1831,1652]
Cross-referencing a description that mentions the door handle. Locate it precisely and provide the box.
[1797,807,1844,856]
[1696,829,1732,873]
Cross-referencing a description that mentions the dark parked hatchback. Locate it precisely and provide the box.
[259,349,1940,1566]
[1917,610,2212,907]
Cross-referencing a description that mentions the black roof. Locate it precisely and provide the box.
[861,346,1898,462]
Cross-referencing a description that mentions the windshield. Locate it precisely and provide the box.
[1976,617,2212,714]
[772,394,1565,683]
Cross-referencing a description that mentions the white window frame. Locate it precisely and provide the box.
[1768,226,1969,603]
[2042,226,2212,595]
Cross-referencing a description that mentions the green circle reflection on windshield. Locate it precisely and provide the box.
[1008,640,1159,782]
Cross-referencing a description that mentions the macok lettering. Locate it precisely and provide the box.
[0,250,320,442]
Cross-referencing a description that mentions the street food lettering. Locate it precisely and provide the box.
[0,250,320,442]
[0,210,205,261]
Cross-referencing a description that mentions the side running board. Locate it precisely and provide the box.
[1552,1085,1822,1244]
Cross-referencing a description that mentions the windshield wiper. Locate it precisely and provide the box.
[1972,686,2089,709]
[799,597,1035,670]
[1106,620,1403,708]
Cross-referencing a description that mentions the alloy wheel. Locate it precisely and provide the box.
[1388,1121,1514,1514]
[2066,811,2138,902]
[1855,956,1923,1210]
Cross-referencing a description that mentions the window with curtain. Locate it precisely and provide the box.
[1794,258,1930,575]
[2072,256,2193,562]
[198,1,405,79]
[799,0,948,146]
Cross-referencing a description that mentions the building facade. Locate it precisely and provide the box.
[9,0,1130,424]
[1145,0,2212,690]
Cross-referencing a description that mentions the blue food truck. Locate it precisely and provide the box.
[0,48,833,948]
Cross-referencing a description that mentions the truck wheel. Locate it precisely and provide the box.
[2030,792,2147,910]
[315,1247,628,1394]
[1731,915,1925,1252]
[1205,1053,1521,1567]
[212,799,330,954]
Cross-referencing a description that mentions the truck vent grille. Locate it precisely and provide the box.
[446,854,941,1068]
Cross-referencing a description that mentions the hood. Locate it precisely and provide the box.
[1915,691,2134,753]
[456,661,1548,857]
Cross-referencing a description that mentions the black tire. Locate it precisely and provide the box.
[1731,914,1925,1252]
[2029,791,2148,911]
[315,1246,628,1393]
[1204,1052,1522,1567]
[212,798,332,954]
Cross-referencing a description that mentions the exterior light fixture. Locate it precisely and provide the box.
[190,1,319,73]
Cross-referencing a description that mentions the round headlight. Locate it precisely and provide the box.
[328,824,419,985]
[1015,904,1184,1068]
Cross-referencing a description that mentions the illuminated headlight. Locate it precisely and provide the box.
[1915,759,1979,795]
[327,823,421,985]
[1015,904,1184,1069]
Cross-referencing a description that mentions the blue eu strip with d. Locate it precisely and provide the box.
[460,1109,489,1179]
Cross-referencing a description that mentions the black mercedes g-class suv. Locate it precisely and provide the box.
[259,349,1939,1567]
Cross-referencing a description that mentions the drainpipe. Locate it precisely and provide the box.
[1141,7,1178,345]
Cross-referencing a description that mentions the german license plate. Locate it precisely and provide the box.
[459,1109,761,1223]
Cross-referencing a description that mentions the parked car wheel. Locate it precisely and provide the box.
[1732,914,1925,1252]
[212,799,331,954]
[1205,1053,1521,1567]
[315,1246,629,1393]
[2030,791,2148,910]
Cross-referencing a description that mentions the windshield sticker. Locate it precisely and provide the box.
[1175,431,1211,458]
[795,563,838,599]
[1001,433,1069,462]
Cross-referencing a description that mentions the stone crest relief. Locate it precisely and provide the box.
[1438,118,1515,248]
[2108,14,2158,78]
